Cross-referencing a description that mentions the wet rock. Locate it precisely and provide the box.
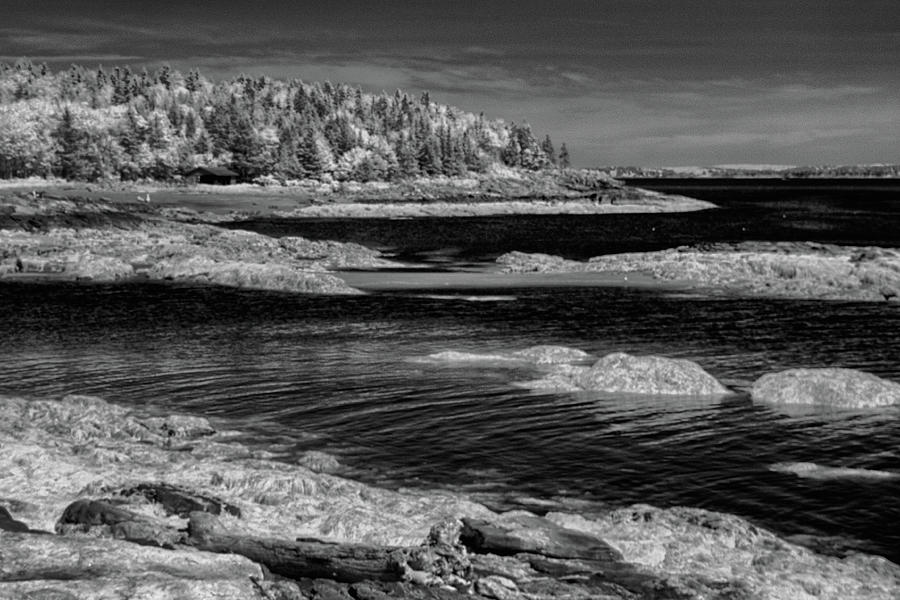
[752,368,900,408]
[575,352,731,395]
[770,462,899,480]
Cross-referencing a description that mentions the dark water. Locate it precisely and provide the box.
[1,282,899,562]
[221,178,900,263]
[2,180,900,563]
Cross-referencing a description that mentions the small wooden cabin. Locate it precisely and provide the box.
[185,166,238,185]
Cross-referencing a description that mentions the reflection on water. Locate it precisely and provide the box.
[1,281,899,562]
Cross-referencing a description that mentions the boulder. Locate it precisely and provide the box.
[575,352,730,395]
[752,368,900,408]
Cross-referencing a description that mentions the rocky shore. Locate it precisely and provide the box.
[270,171,715,218]
[0,192,395,294]
[2,392,899,599]
[498,241,900,302]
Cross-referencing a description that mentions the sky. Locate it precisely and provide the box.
[2,0,898,167]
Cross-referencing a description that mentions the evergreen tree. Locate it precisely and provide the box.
[417,134,443,175]
[558,143,571,168]
[541,134,556,165]
[0,62,570,182]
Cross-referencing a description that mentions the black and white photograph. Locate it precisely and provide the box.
[0,1,898,598]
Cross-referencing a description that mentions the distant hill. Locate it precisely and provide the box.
[0,60,569,183]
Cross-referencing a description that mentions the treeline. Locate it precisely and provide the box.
[0,60,570,183]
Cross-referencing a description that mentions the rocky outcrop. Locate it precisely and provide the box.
[0,530,270,599]
[549,505,900,600]
[752,368,900,408]
[498,241,900,301]
[0,193,395,293]
[148,256,361,294]
[2,392,899,599]
[516,352,730,396]
[271,170,715,218]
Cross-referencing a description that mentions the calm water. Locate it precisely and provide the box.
[223,178,900,263]
[2,181,900,563]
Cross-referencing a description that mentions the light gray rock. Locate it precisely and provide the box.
[752,368,900,408]
[548,505,900,600]
[510,345,592,365]
[575,352,730,395]
[0,530,268,600]
[149,256,362,295]
[770,462,899,481]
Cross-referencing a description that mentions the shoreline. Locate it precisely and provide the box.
[2,391,898,599]
[0,172,716,218]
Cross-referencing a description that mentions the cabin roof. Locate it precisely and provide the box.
[186,166,239,177]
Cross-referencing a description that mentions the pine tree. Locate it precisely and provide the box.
[558,143,571,168]
[55,107,86,179]
[541,134,556,165]
[417,134,443,175]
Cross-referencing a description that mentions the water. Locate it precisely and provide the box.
[223,178,900,263]
[2,282,899,561]
[2,180,900,563]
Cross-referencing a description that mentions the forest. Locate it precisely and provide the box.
[0,60,569,184]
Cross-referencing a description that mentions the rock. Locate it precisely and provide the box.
[547,505,900,600]
[510,345,592,365]
[297,450,342,473]
[460,514,623,562]
[770,462,899,481]
[0,506,33,533]
[574,352,729,395]
[0,530,268,600]
[474,575,519,600]
[56,499,184,548]
[119,482,242,517]
[752,368,900,408]
[496,251,578,273]
[149,256,362,294]
[414,345,591,367]
[140,414,216,438]
[497,242,900,301]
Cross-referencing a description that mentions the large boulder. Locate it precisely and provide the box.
[752,368,900,408]
[575,352,730,396]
